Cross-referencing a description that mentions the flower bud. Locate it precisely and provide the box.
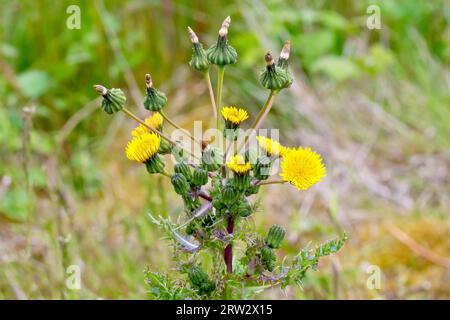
[221,183,239,206]
[259,52,290,91]
[94,85,126,114]
[144,154,165,174]
[206,16,238,66]
[261,246,276,272]
[201,147,223,172]
[254,155,272,181]
[236,198,252,218]
[245,184,260,196]
[158,138,172,154]
[188,27,210,72]
[143,74,167,112]
[276,41,293,88]
[266,225,286,249]
[171,173,190,195]
[232,172,251,191]
[182,194,201,211]
[188,265,216,296]
[192,167,209,187]
[175,161,193,182]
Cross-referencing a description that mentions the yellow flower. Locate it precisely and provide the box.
[221,106,249,125]
[257,136,289,157]
[280,147,326,190]
[227,154,251,174]
[132,112,164,136]
[126,132,161,163]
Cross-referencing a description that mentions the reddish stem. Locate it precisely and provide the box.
[224,215,234,273]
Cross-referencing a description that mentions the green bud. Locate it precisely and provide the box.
[245,149,259,166]
[236,198,252,218]
[254,155,272,180]
[224,127,243,141]
[276,41,293,89]
[201,147,223,172]
[260,52,290,91]
[261,247,276,272]
[94,85,126,114]
[144,154,165,174]
[158,138,172,154]
[221,183,239,206]
[182,194,201,211]
[175,161,193,182]
[232,172,251,191]
[266,225,286,249]
[188,265,216,296]
[186,221,199,235]
[245,184,260,196]
[206,17,237,66]
[188,27,210,72]
[143,74,167,112]
[171,173,190,195]
[192,167,209,187]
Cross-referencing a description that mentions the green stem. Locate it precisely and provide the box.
[257,179,286,186]
[216,66,225,131]
[160,111,202,145]
[205,71,217,121]
[248,90,276,136]
[237,90,277,154]
[121,107,199,160]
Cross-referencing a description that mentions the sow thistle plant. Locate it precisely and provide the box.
[94,16,346,300]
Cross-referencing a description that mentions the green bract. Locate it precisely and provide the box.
[266,225,286,249]
[192,167,208,187]
[144,154,165,174]
[260,52,290,91]
[261,247,276,272]
[171,173,190,195]
[144,87,167,112]
[99,87,126,114]
[190,42,210,71]
[175,162,193,182]
[207,36,237,66]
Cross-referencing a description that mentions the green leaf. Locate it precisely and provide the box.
[16,70,54,99]
[311,56,360,82]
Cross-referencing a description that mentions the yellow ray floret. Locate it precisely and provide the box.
[132,113,164,136]
[126,132,161,163]
[280,147,326,190]
[257,136,289,157]
[221,106,249,125]
[227,154,251,174]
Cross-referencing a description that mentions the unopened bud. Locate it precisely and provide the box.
[145,74,153,88]
[265,52,274,65]
[94,84,107,96]
[187,26,199,44]
[280,40,290,60]
[219,16,231,37]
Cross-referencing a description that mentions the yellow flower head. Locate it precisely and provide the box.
[280,147,326,190]
[227,154,251,175]
[257,136,289,157]
[132,113,164,136]
[126,132,161,163]
[221,106,249,125]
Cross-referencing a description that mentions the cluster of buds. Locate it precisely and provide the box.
[93,16,337,299]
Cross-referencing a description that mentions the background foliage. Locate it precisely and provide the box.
[0,0,449,299]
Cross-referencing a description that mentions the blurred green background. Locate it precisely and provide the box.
[1,0,449,299]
